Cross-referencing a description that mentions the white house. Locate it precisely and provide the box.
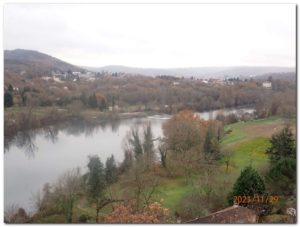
[72,71,81,76]
[262,81,272,89]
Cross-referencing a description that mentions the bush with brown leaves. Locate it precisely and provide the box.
[105,202,170,224]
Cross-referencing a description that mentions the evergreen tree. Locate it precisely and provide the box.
[87,155,105,200]
[112,96,115,109]
[227,166,265,206]
[120,150,133,173]
[143,124,155,169]
[80,92,88,106]
[204,127,213,155]
[266,158,296,195]
[129,127,143,160]
[217,126,224,142]
[99,98,107,111]
[86,155,106,222]
[105,155,118,184]
[204,127,220,159]
[8,84,13,92]
[88,93,98,108]
[4,92,13,107]
[266,126,295,163]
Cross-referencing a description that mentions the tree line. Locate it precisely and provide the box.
[4,74,296,118]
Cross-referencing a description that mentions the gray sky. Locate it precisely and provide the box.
[4,4,296,68]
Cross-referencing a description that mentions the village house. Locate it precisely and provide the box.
[72,71,81,76]
[20,70,26,76]
[262,81,272,89]
[214,79,226,86]
[186,205,258,224]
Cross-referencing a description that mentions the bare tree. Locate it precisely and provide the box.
[52,168,83,223]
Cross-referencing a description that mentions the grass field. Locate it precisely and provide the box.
[230,137,270,169]
[221,116,295,172]
[155,177,195,213]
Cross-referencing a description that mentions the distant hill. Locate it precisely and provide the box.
[85,65,295,79]
[4,49,295,79]
[4,49,84,77]
[254,72,296,82]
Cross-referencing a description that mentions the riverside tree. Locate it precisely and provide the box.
[142,123,155,169]
[162,110,205,176]
[161,110,223,177]
[123,123,155,168]
[88,93,98,108]
[105,155,118,185]
[128,127,143,160]
[86,155,106,222]
[53,168,82,223]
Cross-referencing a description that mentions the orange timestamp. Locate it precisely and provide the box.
[233,195,279,204]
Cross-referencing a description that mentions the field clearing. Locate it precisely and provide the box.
[222,117,293,145]
[155,177,195,213]
[229,137,270,170]
[221,116,295,171]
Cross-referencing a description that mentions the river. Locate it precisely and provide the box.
[4,107,254,212]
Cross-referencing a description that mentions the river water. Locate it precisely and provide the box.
[4,107,254,212]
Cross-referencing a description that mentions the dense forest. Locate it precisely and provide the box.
[4,71,296,113]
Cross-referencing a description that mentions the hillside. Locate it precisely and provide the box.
[4,49,295,80]
[85,65,295,79]
[4,49,84,77]
[254,72,296,82]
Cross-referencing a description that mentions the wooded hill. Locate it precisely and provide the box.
[4,49,84,77]
[4,49,295,79]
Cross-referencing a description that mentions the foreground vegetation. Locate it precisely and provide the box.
[5,112,296,223]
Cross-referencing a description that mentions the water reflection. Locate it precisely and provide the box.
[4,107,254,158]
[5,119,123,158]
[4,131,38,158]
[43,126,59,144]
[15,131,38,158]
[4,116,167,212]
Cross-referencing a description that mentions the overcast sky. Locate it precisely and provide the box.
[4,4,296,68]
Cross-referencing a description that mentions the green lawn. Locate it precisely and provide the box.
[230,137,270,170]
[155,177,195,214]
[222,116,283,145]
[221,116,296,172]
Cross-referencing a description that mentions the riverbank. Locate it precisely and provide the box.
[4,105,255,146]
[4,106,154,144]
[24,115,296,223]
